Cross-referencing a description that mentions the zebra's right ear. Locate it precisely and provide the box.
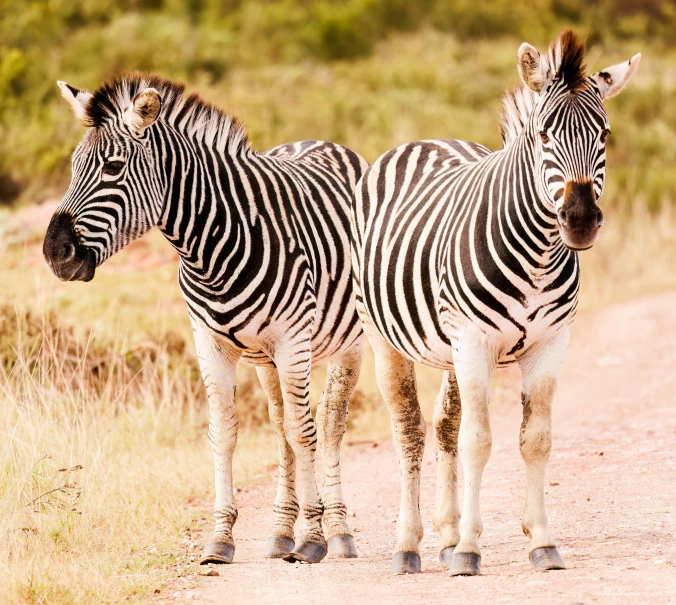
[124,88,162,133]
[517,43,549,93]
[57,81,93,122]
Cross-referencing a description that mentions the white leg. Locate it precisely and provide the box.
[449,337,494,576]
[317,342,362,558]
[277,341,327,563]
[364,323,425,575]
[192,321,241,565]
[518,330,570,571]
[432,369,462,565]
[256,366,298,558]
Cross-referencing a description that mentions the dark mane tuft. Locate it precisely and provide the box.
[84,71,250,152]
[550,29,588,92]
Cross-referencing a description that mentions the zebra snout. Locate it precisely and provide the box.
[557,207,604,230]
[43,213,97,282]
[557,181,603,251]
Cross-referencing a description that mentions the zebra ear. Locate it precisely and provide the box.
[517,43,549,93]
[57,81,93,122]
[591,54,641,100]
[124,87,162,133]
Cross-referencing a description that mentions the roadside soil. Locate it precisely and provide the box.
[164,292,676,604]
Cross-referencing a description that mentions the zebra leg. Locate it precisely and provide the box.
[317,342,362,559]
[449,341,494,577]
[518,333,569,572]
[192,323,242,565]
[277,344,327,564]
[432,369,461,567]
[256,366,298,558]
[365,323,425,575]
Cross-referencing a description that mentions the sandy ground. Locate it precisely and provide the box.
[165,292,676,604]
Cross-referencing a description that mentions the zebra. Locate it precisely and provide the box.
[351,30,640,576]
[43,72,368,565]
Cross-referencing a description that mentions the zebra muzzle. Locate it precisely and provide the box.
[557,180,604,251]
[43,213,97,282]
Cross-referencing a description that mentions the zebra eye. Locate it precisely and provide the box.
[539,131,550,144]
[600,129,610,145]
[102,160,125,177]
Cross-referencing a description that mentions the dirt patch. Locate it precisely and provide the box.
[165,292,676,604]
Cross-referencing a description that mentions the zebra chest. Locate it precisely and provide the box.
[440,287,574,366]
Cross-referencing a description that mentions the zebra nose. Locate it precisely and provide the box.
[558,209,568,228]
[61,242,76,262]
[596,209,604,228]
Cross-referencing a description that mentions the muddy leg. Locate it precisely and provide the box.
[518,332,570,571]
[192,322,241,565]
[256,367,298,558]
[317,342,362,558]
[449,339,494,577]
[364,323,425,575]
[433,369,462,566]
[278,342,327,564]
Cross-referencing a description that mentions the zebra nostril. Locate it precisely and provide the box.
[558,210,568,227]
[62,242,76,262]
[596,210,604,228]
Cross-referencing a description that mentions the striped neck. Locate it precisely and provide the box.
[156,124,258,287]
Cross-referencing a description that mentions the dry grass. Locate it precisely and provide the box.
[0,304,285,603]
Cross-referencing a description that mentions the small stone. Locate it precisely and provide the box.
[154,589,161,594]
[200,569,220,576]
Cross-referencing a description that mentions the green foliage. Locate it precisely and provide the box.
[0,1,673,209]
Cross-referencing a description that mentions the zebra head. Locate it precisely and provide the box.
[44,78,166,281]
[516,31,640,250]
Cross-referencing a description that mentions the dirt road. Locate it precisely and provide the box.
[176,293,676,604]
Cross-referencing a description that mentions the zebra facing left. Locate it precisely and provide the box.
[43,73,368,565]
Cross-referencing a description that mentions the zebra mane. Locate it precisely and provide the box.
[500,30,588,147]
[84,72,251,154]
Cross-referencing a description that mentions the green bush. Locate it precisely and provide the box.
[0,1,673,207]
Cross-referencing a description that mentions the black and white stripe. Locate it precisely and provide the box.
[350,31,640,575]
[45,73,367,563]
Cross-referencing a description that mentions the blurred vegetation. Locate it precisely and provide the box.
[0,0,675,210]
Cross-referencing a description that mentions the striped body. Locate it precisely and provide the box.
[44,74,367,563]
[352,136,579,370]
[172,139,365,366]
[349,31,641,575]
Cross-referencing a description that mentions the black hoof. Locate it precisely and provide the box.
[263,536,295,558]
[200,542,235,565]
[328,535,358,559]
[530,547,566,571]
[449,552,481,576]
[282,541,327,564]
[391,552,421,575]
[439,546,455,566]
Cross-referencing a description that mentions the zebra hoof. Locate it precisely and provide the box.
[263,536,295,558]
[439,546,455,566]
[449,552,481,576]
[530,547,566,571]
[328,535,358,559]
[282,541,327,564]
[200,542,235,565]
[391,552,421,575]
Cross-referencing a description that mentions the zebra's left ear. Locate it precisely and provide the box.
[124,88,162,133]
[57,81,93,122]
[590,54,641,100]
[517,43,550,93]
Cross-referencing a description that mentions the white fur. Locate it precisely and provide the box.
[591,54,642,100]
[57,81,93,121]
